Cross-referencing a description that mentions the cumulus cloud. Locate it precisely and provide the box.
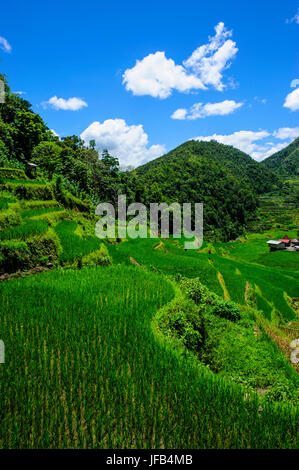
[0,36,12,53]
[123,22,237,98]
[190,128,299,161]
[81,119,166,167]
[283,87,299,111]
[290,79,299,88]
[122,51,205,99]
[273,127,299,139]
[171,99,243,120]
[183,22,238,91]
[43,96,88,111]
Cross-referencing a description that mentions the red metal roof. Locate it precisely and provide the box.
[279,235,290,242]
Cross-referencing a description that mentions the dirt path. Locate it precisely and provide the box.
[217,272,231,300]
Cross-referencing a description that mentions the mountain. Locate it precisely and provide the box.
[134,140,266,240]
[261,138,299,176]
[137,140,282,195]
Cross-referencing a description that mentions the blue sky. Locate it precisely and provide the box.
[0,0,299,167]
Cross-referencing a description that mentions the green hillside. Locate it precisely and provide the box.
[137,139,283,194]
[262,138,299,176]
[0,76,298,450]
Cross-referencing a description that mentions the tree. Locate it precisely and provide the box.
[32,141,62,178]
[12,110,49,161]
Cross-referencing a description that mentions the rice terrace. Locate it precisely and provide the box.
[0,0,299,454]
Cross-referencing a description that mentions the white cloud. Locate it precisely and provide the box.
[122,22,237,98]
[50,129,59,137]
[171,99,243,120]
[43,96,88,111]
[81,119,166,167]
[122,51,205,99]
[190,129,296,161]
[283,87,299,111]
[171,108,188,120]
[273,127,299,139]
[183,22,238,91]
[0,36,12,53]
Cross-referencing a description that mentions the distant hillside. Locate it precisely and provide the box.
[135,140,264,240]
[261,138,299,176]
[137,140,282,195]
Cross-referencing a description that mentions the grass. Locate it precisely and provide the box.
[21,207,65,218]
[0,219,48,241]
[108,236,299,322]
[1,178,46,185]
[54,220,101,262]
[0,265,298,448]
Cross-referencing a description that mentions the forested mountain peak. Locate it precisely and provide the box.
[137,139,282,194]
[261,138,299,176]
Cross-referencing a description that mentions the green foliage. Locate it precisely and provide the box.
[208,298,241,322]
[81,243,112,267]
[179,276,241,321]
[0,227,62,273]
[21,207,64,218]
[0,266,298,448]
[135,140,262,240]
[0,209,22,230]
[262,138,299,176]
[0,219,48,241]
[54,220,100,262]
[0,240,31,273]
[0,168,27,180]
[27,228,62,263]
[0,192,16,210]
[179,277,217,305]
[32,141,62,179]
[156,295,206,354]
[0,182,54,200]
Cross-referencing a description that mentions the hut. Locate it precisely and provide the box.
[266,240,285,252]
[279,235,291,247]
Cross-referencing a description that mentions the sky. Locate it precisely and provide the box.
[0,0,299,167]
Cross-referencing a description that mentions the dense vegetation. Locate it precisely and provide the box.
[0,74,298,449]
[137,139,283,194]
[1,75,285,241]
[0,266,298,448]
[262,138,299,176]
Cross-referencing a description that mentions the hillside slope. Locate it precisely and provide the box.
[137,140,282,194]
[262,138,299,176]
[135,140,283,239]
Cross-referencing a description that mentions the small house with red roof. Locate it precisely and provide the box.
[279,235,291,247]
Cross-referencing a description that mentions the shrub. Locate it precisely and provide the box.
[81,243,112,267]
[0,182,54,200]
[0,240,31,273]
[209,298,241,322]
[156,296,206,354]
[179,277,241,322]
[22,200,61,210]
[179,277,216,305]
[0,209,22,230]
[27,228,62,265]
[0,168,27,180]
